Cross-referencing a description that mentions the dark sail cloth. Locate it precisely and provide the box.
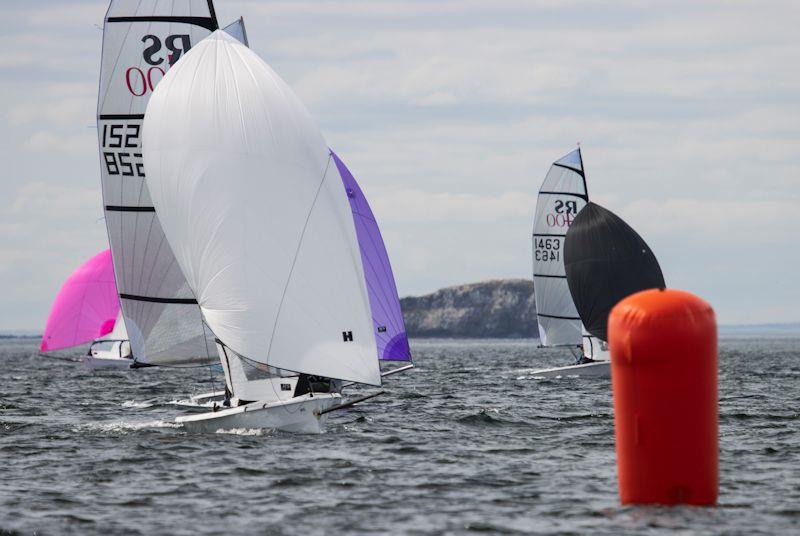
[564,202,665,341]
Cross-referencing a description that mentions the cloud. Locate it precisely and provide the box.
[370,189,535,224]
[618,197,800,245]
[1,1,799,328]
[22,130,96,154]
[7,83,96,127]
[0,182,108,330]
[413,91,459,107]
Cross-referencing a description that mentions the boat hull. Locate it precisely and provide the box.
[176,393,341,434]
[529,360,611,378]
[172,390,227,411]
[80,355,133,371]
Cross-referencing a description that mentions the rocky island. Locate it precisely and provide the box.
[400,279,537,338]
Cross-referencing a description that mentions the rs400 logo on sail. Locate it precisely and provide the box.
[546,199,578,228]
[126,34,192,97]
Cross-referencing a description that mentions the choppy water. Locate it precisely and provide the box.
[1,336,798,535]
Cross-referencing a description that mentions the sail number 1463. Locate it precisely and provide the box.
[534,237,561,262]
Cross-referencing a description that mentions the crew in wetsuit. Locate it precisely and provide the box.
[293,374,341,397]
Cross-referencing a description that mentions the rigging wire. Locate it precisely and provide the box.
[200,319,218,401]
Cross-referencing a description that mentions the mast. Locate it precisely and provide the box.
[142,31,381,386]
[96,1,220,365]
[531,148,589,347]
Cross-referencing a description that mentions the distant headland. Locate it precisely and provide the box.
[400,279,538,338]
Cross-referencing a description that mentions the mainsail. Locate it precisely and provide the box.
[564,202,666,341]
[532,148,588,346]
[96,0,219,365]
[143,31,381,386]
[332,152,412,362]
[41,249,119,352]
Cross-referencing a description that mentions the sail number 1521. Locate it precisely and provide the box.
[101,123,144,178]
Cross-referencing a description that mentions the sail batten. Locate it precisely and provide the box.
[531,148,588,347]
[143,31,381,386]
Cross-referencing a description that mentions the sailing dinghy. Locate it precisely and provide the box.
[529,148,611,378]
[143,31,397,433]
[40,249,133,369]
[170,18,412,413]
[83,309,132,370]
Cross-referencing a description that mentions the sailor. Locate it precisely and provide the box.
[294,374,339,397]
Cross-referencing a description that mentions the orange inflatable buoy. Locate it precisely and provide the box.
[609,288,718,505]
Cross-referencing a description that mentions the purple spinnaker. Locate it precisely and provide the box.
[40,249,120,352]
[332,151,411,361]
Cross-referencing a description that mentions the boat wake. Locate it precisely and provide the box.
[121,399,157,409]
[515,372,577,380]
[79,420,183,433]
[214,427,265,436]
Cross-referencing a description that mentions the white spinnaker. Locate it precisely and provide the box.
[143,31,381,386]
[216,17,301,397]
[532,148,588,347]
[97,0,219,365]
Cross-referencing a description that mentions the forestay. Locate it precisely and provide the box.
[332,152,412,362]
[97,0,219,365]
[40,250,119,352]
[143,31,381,386]
[531,148,588,346]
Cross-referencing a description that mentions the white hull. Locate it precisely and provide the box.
[172,390,227,410]
[176,393,341,434]
[82,340,133,371]
[80,354,133,371]
[528,360,611,378]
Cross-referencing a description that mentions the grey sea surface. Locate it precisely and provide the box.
[1,336,798,535]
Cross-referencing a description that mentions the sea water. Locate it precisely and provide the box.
[1,336,798,534]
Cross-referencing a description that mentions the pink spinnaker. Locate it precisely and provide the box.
[40,249,120,352]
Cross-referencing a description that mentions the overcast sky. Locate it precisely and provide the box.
[1,0,798,330]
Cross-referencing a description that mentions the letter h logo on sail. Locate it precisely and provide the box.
[342,331,353,342]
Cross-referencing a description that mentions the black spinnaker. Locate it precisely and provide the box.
[564,202,665,341]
